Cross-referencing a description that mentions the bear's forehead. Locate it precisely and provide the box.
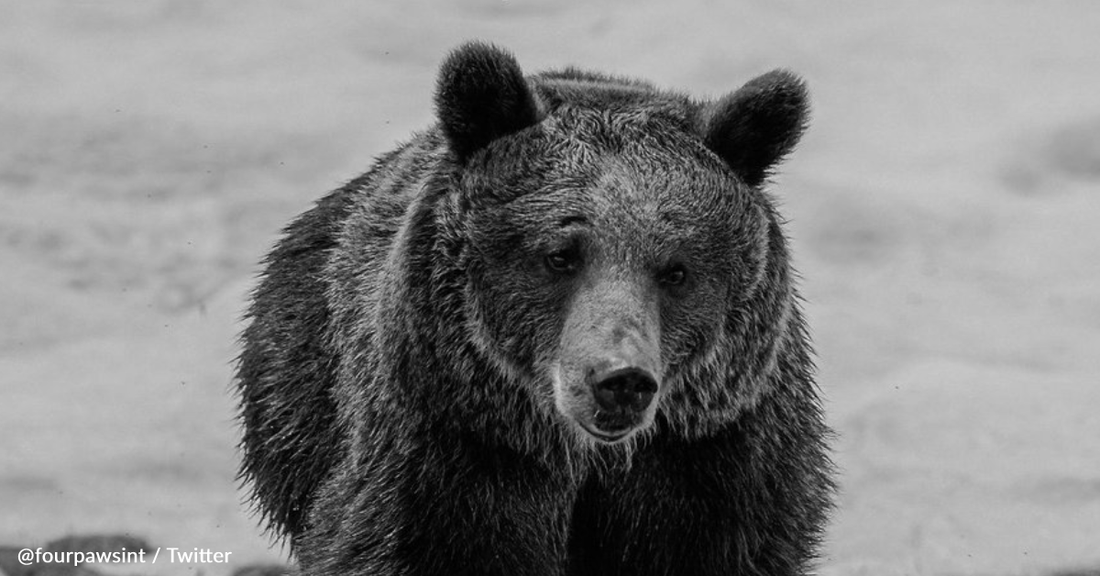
[491,153,738,245]
[533,120,736,213]
[588,156,734,224]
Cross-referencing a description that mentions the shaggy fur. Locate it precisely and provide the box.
[236,41,834,576]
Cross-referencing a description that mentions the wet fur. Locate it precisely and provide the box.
[237,41,833,575]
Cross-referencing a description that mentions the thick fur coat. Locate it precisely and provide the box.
[237,41,834,576]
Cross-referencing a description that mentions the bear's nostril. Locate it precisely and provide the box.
[591,368,658,413]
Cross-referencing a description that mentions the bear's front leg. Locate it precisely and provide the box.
[568,417,832,576]
[299,429,577,576]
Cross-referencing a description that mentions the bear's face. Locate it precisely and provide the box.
[435,43,807,445]
[460,112,769,445]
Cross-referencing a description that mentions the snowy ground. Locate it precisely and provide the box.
[3,2,1099,575]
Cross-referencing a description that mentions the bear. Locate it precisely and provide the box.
[236,41,834,576]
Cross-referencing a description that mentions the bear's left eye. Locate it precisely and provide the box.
[544,247,582,276]
[657,264,687,287]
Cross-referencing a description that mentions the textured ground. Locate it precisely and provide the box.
[2,2,1099,575]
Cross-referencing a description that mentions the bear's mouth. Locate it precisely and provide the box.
[578,423,634,444]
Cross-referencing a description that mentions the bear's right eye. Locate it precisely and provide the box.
[544,248,581,276]
[657,263,688,287]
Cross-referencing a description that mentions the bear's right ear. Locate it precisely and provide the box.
[701,70,809,187]
[434,42,542,163]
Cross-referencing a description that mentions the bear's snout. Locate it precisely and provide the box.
[552,276,664,444]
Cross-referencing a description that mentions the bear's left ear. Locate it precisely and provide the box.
[435,41,542,163]
[701,70,809,187]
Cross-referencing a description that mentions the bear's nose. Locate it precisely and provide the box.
[590,367,658,414]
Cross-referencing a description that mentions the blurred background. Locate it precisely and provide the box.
[2,1,1099,575]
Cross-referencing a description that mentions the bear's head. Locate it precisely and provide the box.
[434,42,808,446]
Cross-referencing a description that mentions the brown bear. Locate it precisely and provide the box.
[236,41,834,576]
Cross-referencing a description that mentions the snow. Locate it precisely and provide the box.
[3,1,1098,574]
